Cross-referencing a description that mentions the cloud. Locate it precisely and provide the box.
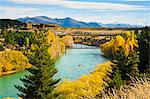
[8,0,150,11]
[0,5,41,19]
[0,5,40,14]
[1,0,149,25]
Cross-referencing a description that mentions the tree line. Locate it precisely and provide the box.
[0,19,26,29]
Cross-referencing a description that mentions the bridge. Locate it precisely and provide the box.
[55,30,123,36]
[55,30,120,48]
[68,43,99,49]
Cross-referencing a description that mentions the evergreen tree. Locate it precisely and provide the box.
[127,50,139,78]
[108,47,126,89]
[137,26,150,73]
[15,30,60,99]
[108,46,139,89]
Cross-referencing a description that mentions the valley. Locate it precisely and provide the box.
[0,18,149,99]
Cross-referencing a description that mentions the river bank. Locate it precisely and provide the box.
[0,44,107,97]
[0,69,27,77]
[0,50,32,77]
[0,31,74,77]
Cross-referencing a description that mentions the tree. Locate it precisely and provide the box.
[100,32,140,89]
[15,30,60,98]
[108,46,139,89]
[108,47,126,89]
[137,26,150,73]
[25,37,29,47]
[126,50,139,78]
[108,69,125,89]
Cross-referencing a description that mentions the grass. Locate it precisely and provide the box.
[102,76,150,99]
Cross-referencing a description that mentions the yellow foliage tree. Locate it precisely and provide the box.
[124,32,138,56]
[61,36,74,47]
[100,40,114,57]
[0,50,31,75]
[46,30,74,59]
[113,35,125,53]
[100,32,138,57]
[46,30,65,59]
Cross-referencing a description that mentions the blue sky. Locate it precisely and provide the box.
[0,0,150,25]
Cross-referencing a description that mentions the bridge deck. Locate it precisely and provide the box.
[68,47,99,49]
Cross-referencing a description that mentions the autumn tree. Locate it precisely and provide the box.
[0,50,31,73]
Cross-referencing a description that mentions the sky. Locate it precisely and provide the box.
[0,0,150,25]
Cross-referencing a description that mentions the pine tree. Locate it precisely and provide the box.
[109,69,125,89]
[138,26,150,73]
[108,46,139,89]
[127,50,139,78]
[15,30,60,98]
[108,47,126,89]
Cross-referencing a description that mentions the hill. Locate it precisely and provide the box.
[18,16,101,28]
[18,16,142,28]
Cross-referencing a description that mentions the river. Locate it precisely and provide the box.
[0,44,107,98]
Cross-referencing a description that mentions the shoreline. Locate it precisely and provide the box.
[0,68,30,77]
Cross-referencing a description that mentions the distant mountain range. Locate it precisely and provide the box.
[18,16,143,28]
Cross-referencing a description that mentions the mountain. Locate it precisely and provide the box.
[18,16,142,28]
[102,23,141,28]
[18,16,101,28]
[18,16,59,24]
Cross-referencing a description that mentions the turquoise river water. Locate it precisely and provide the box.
[0,44,107,98]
